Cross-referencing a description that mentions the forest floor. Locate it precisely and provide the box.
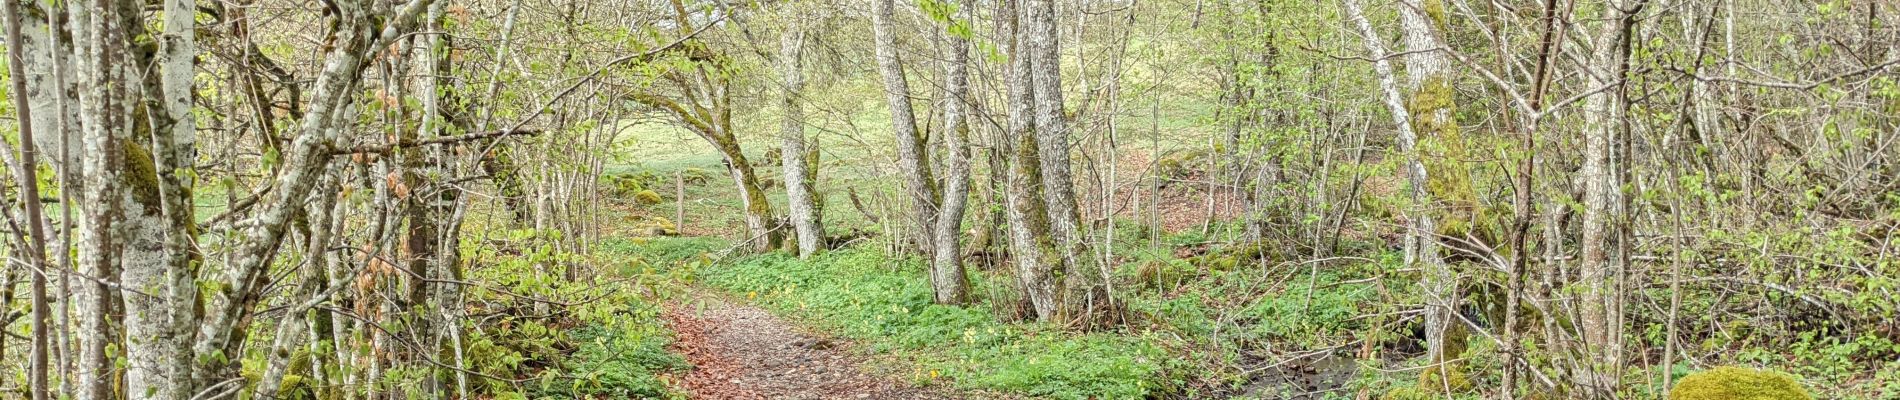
[662,291,962,400]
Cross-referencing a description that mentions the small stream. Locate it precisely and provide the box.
[1232,354,1361,399]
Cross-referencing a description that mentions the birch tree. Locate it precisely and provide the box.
[1025,0,1105,322]
[872,0,940,258]
[1341,0,1437,366]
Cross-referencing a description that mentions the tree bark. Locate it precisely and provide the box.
[1026,0,1101,322]
[1576,0,1645,395]
[71,0,126,396]
[779,3,823,258]
[1001,0,1062,321]
[872,0,941,257]
[929,1,975,305]
[2,0,54,396]
[1395,0,1458,369]
[1344,0,1453,373]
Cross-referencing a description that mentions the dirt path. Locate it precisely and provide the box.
[663,293,957,400]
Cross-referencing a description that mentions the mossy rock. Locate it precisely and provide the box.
[1156,148,1210,178]
[1381,386,1432,400]
[1134,260,1194,291]
[1417,364,1472,394]
[1670,366,1812,400]
[681,167,715,184]
[761,148,783,167]
[606,172,662,197]
[632,216,678,236]
[634,189,664,205]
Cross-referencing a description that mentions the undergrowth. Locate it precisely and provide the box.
[700,245,1186,399]
[454,230,693,399]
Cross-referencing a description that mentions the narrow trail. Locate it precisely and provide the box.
[663,292,957,400]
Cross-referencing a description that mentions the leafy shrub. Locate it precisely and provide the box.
[456,230,688,399]
[526,324,687,399]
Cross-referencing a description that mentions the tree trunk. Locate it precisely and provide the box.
[1,0,54,396]
[1576,0,1644,395]
[1396,0,1459,369]
[1344,0,1454,376]
[727,145,780,252]
[478,0,531,226]
[1026,0,1101,323]
[253,173,340,400]
[1001,0,1062,321]
[72,0,128,396]
[929,1,975,305]
[780,4,823,258]
[872,0,940,258]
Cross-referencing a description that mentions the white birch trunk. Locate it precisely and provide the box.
[1027,0,1100,320]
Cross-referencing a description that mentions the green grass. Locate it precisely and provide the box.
[699,245,1186,399]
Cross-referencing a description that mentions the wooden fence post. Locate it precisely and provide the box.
[675,171,686,233]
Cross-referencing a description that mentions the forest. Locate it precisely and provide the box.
[0,0,1896,398]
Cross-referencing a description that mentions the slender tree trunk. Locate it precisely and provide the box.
[779,4,823,258]
[0,267,10,386]
[72,0,126,396]
[1577,0,1645,395]
[253,174,339,400]
[2,0,54,396]
[132,0,205,395]
[929,1,975,305]
[42,3,83,397]
[1503,0,1563,394]
[1026,0,1101,322]
[477,0,531,225]
[1344,0,1452,377]
[872,0,940,258]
